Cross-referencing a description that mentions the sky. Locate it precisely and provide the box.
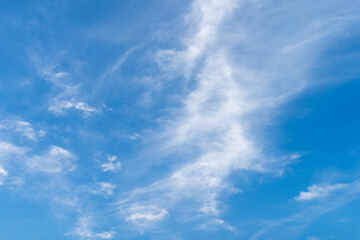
[0,0,360,239]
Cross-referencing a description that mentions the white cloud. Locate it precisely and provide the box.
[27,146,76,173]
[31,52,72,88]
[0,142,27,183]
[38,65,69,86]
[67,216,94,239]
[67,216,115,240]
[0,141,27,185]
[89,182,116,197]
[101,155,121,172]
[74,102,97,113]
[101,162,121,172]
[0,141,26,157]
[0,120,45,141]
[124,204,169,228]
[31,54,96,117]
[120,1,257,223]
[107,155,117,161]
[12,0,359,237]
[49,98,97,116]
[156,0,237,76]
[0,141,83,227]
[94,232,116,239]
[0,166,8,185]
[295,183,349,201]
[15,121,37,140]
[0,141,75,176]
[16,121,46,140]
[98,45,140,81]
[198,218,236,232]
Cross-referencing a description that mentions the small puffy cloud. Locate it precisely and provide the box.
[27,146,76,173]
[101,155,121,172]
[295,183,348,201]
[49,98,96,117]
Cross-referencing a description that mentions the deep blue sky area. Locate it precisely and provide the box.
[0,1,360,240]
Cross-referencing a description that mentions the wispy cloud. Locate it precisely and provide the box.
[156,0,237,76]
[49,98,97,116]
[117,0,360,231]
[198,218,236,232]
[30,53,97,117]
[99,46,140,80]
[0,142,28,186]
[0,139,109,238]
[26,145,76,173]
[66,215,115,240]
[2,0,359,238]
[0,141,27,157]
[88,182,116,197]
[123,204,169,230]
[15,121,46,140]
[0,120,45,141]
[295,183,349,201]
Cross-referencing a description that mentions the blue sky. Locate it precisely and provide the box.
[0,0,360,239]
